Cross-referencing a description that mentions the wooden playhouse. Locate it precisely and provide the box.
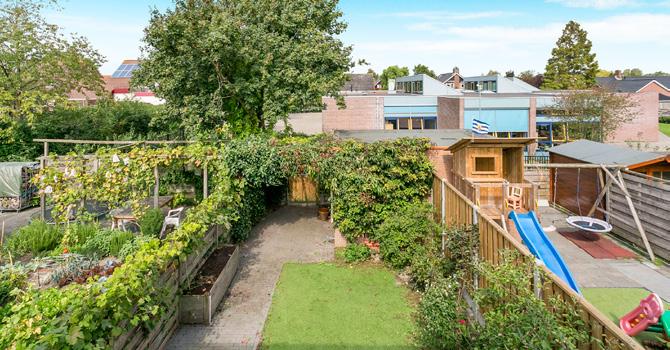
[446,137,537,219]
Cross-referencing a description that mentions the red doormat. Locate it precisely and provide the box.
[559,230,637,259]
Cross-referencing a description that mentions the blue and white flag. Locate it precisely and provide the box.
[472,119,490,135]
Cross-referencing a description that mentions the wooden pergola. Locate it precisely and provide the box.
[33,139,208,221]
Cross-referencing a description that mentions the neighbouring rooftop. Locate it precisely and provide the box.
[333,129,486,147]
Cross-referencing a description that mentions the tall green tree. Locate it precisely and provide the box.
[412,64,436,78]
[0,0,104,142]
[623,68,642,77]
[133,0,352,138]
[379,65,409,89]
[542,21,599,90]
[518,70,544,88]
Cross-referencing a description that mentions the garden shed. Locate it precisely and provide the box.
[0,162,39,211]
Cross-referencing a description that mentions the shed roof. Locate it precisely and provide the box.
[548,140,667,167]
[333,129,484,147]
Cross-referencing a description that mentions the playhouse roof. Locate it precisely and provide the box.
[446,137,536,152]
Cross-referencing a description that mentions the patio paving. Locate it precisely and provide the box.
[0,207,39,237]
[538,206,670,300]
[166,206,334,350]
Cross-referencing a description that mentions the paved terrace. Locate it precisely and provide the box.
[538,206,670,301]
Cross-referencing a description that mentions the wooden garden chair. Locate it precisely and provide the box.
[506,186,523,210]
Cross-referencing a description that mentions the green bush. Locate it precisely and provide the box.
[109,231,135,257]
[138,208,164,237]
[474,253,589,349]
[375,202,439,269]
[0,267,27,319]
[414,277,475,349]
[5,220,62,256]
[414,252,590,349]
[342,243,371,263]
[117,235,156,261]
[77,229,134,258]
[61,223,100,249]
[659,116,670,124]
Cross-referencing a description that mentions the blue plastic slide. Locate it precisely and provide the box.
[508,211,582,295]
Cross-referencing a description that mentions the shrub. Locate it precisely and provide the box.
[77,229,134,258]
[117,235,156,261]
[109,231,135,257]
[474,252,589,349]
[414,277,475,349]
[409,249,451,292]
[61,223,99,249]
[659,116,670,124]
[138,208,164,237]
[5,220,62,256]
[375,202,439,269]
[0,267,27,320]
[342,243,371,263]
[414,252,591,349]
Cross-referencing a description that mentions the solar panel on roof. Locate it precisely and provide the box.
[111,63,139,78]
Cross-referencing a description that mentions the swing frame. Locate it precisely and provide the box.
[533,163,655,261]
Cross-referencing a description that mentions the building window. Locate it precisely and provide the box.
[473,157,496,173]
[384,117,437,130]
[652,171,670,180]
[398,118,410,129]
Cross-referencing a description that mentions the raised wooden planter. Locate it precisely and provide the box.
[179,244,240,325]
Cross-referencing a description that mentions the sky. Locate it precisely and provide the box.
[44,0,670,76]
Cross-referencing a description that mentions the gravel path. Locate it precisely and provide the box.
[167,206,334,350]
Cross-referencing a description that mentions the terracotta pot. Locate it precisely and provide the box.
[318,207,329,221]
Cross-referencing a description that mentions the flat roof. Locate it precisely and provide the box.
[447,137,536,152]
[548,140,667,167]
[333,129,485,147]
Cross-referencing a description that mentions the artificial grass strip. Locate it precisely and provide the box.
[583,287,664,323]
[262,263,415,350]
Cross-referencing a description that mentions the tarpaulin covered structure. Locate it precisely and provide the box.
[0,162,39,211]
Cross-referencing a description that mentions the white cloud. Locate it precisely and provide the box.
[350,13,670,76]
[380,11,520,21]
[546,0,639,9]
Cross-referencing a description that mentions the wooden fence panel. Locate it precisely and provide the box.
[607,170,670,260]
[432,172,643,350]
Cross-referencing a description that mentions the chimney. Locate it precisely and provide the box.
[614,70,623,80]
[452,66,462,89]
[387,78,396,94]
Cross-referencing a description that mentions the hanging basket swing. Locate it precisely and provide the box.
[566,216,613,233]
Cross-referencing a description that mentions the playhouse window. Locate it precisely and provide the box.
[474,156,496,173]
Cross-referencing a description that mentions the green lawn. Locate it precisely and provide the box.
[660,123,670,137]
[262,263,416,350]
